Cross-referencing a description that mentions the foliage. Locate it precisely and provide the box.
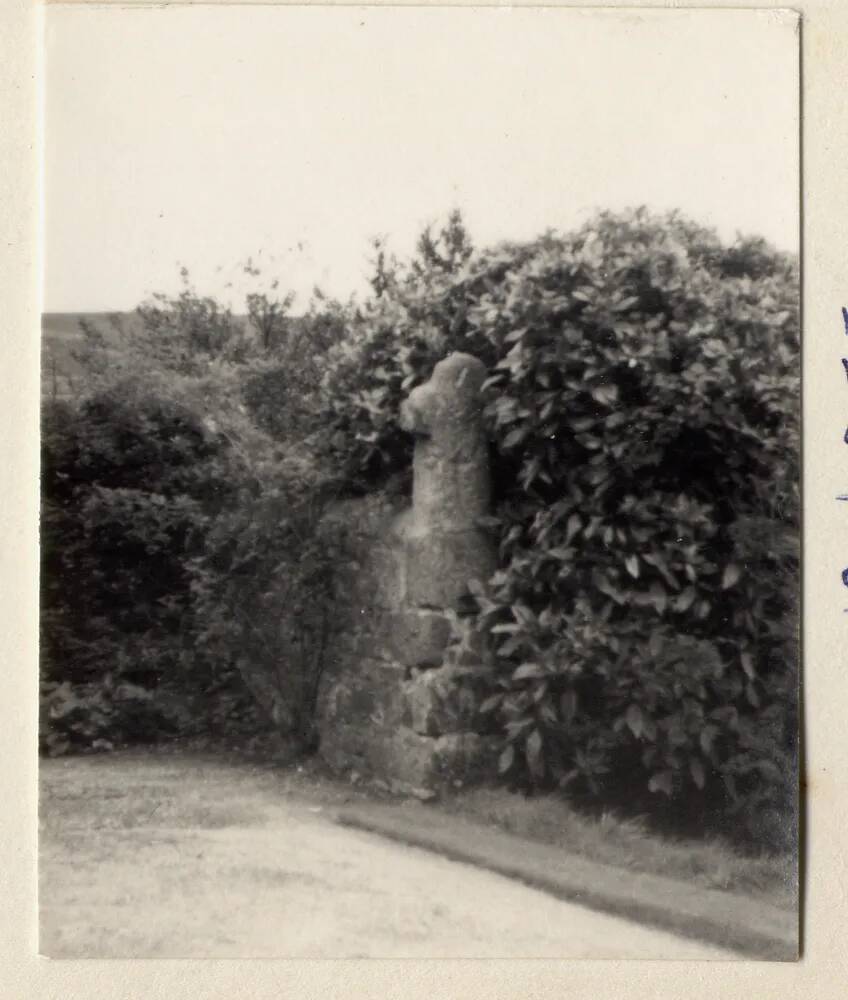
[39,677,183,757]
[241,292,350,441]
[321,210,478,490]
[39,370,267,753]
[40,277,346,756]
[189,451,344,751]
[411,208,475,282]
[135,268,246,371]
[243,256,296,351]
[322,208,800,832]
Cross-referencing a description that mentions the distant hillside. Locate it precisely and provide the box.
[43,310,136,351]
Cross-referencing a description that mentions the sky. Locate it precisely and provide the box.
[43,5,799,313]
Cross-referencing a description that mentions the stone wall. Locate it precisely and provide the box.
[316,353,498,795]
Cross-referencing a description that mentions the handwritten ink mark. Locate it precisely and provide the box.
[838,312,848,609]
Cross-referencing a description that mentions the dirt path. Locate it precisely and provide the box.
[39,754,736,959]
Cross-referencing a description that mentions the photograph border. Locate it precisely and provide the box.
[2,1,845,996]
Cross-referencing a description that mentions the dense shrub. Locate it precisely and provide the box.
[40,281,345,756]
[322,208,799,831]
[39,371,265,753]
[41,385,222,675]
[189,451,344,752]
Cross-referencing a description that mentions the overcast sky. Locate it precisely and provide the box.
[44,5,799,313]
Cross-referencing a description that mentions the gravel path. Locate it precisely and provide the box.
[39,754,735,959]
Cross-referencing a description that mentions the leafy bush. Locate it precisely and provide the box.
[241,295,349,442]
[322,208,799,832]
[134,268,245,371]
[39,369,267,751]
[42,384,219,673]
[40,279,346,756]
[40,677,176,756]
[189,451,344,752]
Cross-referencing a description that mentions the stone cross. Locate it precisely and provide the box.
[316,352,499,791]
[399,352,495,607]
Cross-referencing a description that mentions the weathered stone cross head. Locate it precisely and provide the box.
[399,351,490,536]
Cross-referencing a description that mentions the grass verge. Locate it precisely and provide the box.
[436,786,795,910]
